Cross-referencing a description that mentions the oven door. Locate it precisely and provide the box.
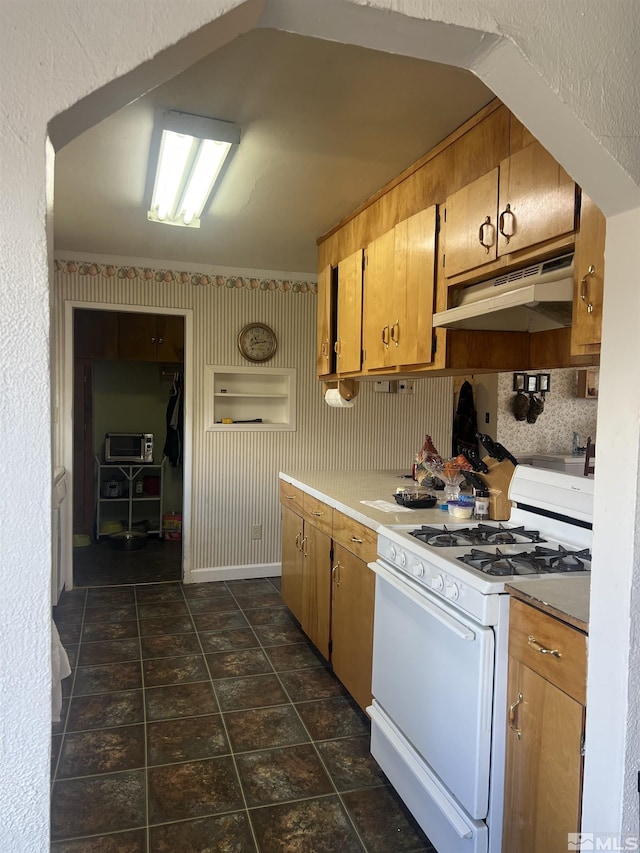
[370,560,495,822]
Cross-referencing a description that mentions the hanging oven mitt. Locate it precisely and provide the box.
[527,395,545,424]
[512,391,529,421]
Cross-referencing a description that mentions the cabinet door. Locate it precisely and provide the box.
[335,250,363,374]
[443,168,499,278]
[392,206,437,367]
[301,523,332,660]
[503,658,584,853]
[331,543,375,711]
[118,313,158,361]
[316,264,335,377]
[363,228,395,370]
[74,309,118,359]
[156,315,184,363]
[281,506,304,624]
[571,192,605,354]
[497,140,576,256]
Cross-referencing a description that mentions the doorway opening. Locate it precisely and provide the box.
[71,305,185,586]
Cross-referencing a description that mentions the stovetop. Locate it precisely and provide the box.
[407,523,590,577]
[375,508,592,623]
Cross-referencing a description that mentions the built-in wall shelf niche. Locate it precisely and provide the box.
[206,365,296,431]
[576,368,599,399]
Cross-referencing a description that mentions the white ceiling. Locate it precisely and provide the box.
[53,28,493,275]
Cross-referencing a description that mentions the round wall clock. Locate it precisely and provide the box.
[237,322,278,363]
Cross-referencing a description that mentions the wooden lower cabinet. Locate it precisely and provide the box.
[280,500,332,661]
[280,505,304,624]
[300,522,332,660]
[503,598,586,853]
[280,489,376,708]
[331,543,375,711]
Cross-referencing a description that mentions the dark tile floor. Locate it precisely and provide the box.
[73,539,182,587]
[52,577,434,852]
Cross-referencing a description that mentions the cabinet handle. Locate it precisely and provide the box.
[478,216,495,252]
[151,336,156,343]
[581,265,596,314]
[321,340,329,358]
[350,536,363,544]
[498,203,515,243]
[528,635,562,658]
[295,532,301,551]
[284,494,296,500]
[509,692,523,740]
[390,320,400,347]
[332,561,342,587]
[301,536,308,557]
[158,337,164,345]
[310,510,323,517]
[334,339,342,358]
[381,325,390,348]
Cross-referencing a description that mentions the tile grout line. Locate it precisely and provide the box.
[184,580,261,853]
[225,582,370,853]
[133,585,150,853]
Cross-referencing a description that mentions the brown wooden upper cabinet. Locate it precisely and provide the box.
[118,313,184,363]
[443,139,577,280]
[364,207,437,371]
[317,251,363,377]
[74,309,119,360]
[571,192,605,356]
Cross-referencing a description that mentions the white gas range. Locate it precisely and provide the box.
[367,465,593,853]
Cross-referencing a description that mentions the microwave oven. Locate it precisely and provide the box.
[104,433,154,464]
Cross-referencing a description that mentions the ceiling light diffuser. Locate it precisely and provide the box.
[147,111,239,229]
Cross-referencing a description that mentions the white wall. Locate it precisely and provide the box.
[1,1,639,848]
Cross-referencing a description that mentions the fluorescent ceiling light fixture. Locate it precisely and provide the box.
[147,111,239,228]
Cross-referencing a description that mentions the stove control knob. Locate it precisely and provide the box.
[445,582,460,601]
[388,545,397,561]
[398,551,407,568]
[412,561,425,578]
[431,573,445,592]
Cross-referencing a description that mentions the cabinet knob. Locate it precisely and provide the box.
[151,336,156,343]
[528,635,562,658]
[498,203,515,243]
[350,536,363,544]
[509,692,523,740]
[390,320,400,347]
[310,510,323,517]
[478,216,495,252]
[332,561,342,587]
[158,337,164,345]
[381,325,390,348]
[581,265,596,313]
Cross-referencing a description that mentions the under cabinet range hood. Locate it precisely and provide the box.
[433,253,575,332]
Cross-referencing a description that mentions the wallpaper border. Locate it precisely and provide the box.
[54,258,317,294]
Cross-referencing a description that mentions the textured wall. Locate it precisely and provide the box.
[1,1,640,847]
[55,260,453,573]
[496,368,598,456]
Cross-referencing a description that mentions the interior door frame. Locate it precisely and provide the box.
[62,300,194,590]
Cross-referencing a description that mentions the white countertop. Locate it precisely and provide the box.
[281,468,591,632]
[505,576,590,633]
[280,469,455,531]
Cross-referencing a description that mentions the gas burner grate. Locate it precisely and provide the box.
[531,545,591,572]
[476,524,545,544]
[409,526,484,547]
[458,548,545,576]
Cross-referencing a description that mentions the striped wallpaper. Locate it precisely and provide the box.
[53,259,453,577]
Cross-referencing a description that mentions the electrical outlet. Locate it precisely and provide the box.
[398,380,407,394]
[251,524,262,540]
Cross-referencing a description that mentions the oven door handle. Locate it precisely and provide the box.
[371,561,476,641]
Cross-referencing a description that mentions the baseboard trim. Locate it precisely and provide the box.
[186,562,281,585]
